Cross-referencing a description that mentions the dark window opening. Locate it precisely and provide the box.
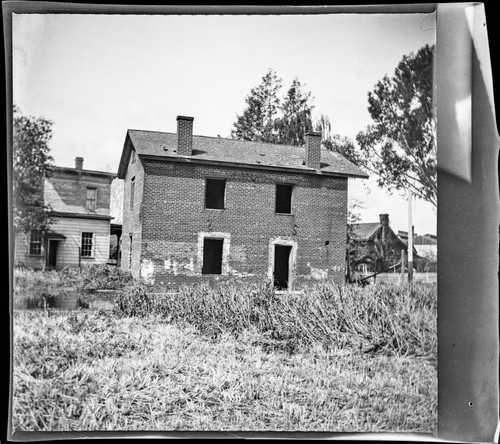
[29,232,42,255]
[276,184,293,214]
[202,238,223,274]
[205,178,226,209]
[274,244,292,290]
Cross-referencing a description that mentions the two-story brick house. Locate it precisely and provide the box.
[117,116,368,289]
[14,157,116,269]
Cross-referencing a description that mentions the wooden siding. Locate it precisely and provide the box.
[14,233,45,269]
[51,217,111,267]
[14,217,111,269]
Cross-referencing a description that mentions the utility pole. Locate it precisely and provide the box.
[408,191,413,283]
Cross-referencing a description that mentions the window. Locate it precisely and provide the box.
[29,232,42,255]
[275,184,293,214]
[81,232,94,257]
[130,177,135,210]
[202,238,223,274]
[86,187,97,212]
[205,178,226,209]
[131,149,136,163]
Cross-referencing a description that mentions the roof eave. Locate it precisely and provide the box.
[138,153,367,179]
[117,131,133,179]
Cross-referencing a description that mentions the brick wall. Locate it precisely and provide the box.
[44,170,112,215]
[124,158,348,289]
[120,147,145,279]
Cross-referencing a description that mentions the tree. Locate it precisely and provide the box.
[355,44,436,207]
[232,70,315,146]
[274,78,314,146]
[13,105,54,235]
[231,68,282,143]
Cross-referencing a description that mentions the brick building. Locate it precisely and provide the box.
[14,157,116,269]
[117,116,367,289]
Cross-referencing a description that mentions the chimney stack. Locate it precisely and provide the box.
[75,157,83,170]
[176,116,194,156]
[305,131,321,169]
[379,213,389,226]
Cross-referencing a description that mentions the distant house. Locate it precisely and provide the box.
[14,157,116,269]
[348,213,409,275]
[117,115,367,289]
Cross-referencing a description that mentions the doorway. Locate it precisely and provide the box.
[47,240,59,269]
[274,244,292,290]
[202,238,224,274]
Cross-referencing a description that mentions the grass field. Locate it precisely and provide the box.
[13,301,437,432]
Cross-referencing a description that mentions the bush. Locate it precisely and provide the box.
[13,268,65,309]
[62,264,133,292]
[113,280,437,358]
[13,265,134,308]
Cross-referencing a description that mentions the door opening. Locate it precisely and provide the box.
[47,240,59,269]
[274,244,292,290]
[202,238,224,274]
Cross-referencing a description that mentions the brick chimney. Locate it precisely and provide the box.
[75,157,83,170]
[305,131,321,169]
[379,213,389,226]
[176,116,194,156]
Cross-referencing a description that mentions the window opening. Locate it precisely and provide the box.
[205,178,226,209]
[81,232,94,257]
[202,238,223,274]
[86,187,97,212]
[276,184,293,214]
[29,232,42,255]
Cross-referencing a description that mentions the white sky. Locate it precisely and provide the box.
[13,12,437,235]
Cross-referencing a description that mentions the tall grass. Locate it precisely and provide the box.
[115,280,437,359]
[13,310,437,432]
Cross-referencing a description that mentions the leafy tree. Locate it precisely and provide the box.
[231,68,282,143]
[13,105,54,235]
[355,44,436,207]
[232,70,315,146]
[274,78,314,146]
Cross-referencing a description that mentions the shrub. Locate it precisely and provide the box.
[13,265,134,308]
[62,264,133,292]
[13,268,65,309]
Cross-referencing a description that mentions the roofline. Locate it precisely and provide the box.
[117,132,133,179]
[50,211,113,221]
[138,153,369,179]
[118,129,369,179]
[50,166,117,178]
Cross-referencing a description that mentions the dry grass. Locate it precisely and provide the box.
[116,280,437,358]
[13,310,437,432]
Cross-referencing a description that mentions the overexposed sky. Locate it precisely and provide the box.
[13,11,437,235]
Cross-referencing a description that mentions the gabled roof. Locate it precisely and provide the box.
[349,222,381,241]
[117,130,369,179]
